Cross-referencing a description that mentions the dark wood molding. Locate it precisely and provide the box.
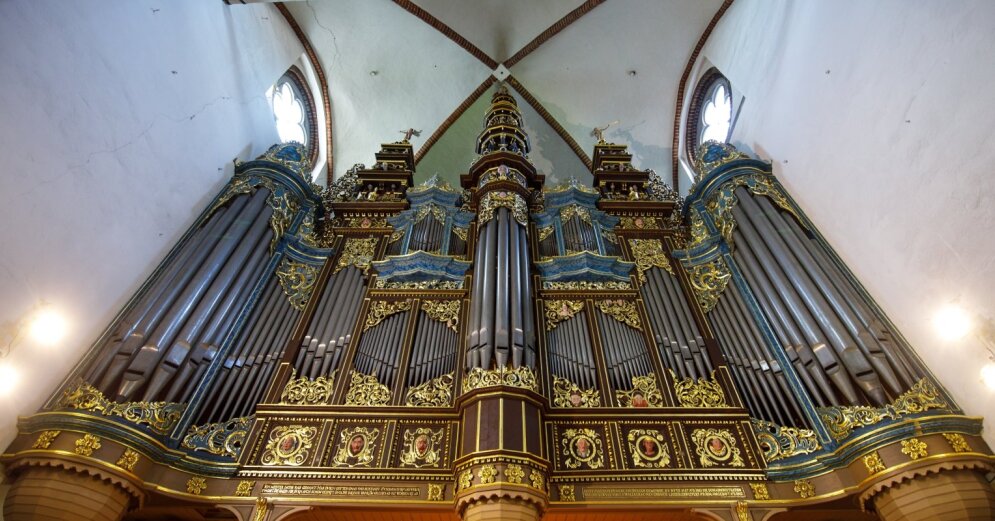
[503,0,606,68]
[671,0,734,189]
[414,77,497,165]
[507,76,593,172]
[391,0,499,69]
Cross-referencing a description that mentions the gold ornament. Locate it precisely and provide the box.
[462,366,538,393]
[427,483,445,501]
[542,280,632,290]
[335,237,378,274]
[559,484,576,502]
[736,501,749,521]
[505,464,525,484]
[685,257,731,313]
[545,300,584,331]
[116,448,140,471]
[673,370,728,408]
[57,380,186,435]
[458,469,473,490]
[478,464,498,484]
[344,370,392,406]
[628,238,674,285]
[750,482,770,501]
[530,469,545,491]
[627,429,671,468]
[691,428,745,468]
[537,225,555,242]
[816,378,948,441]
[750,418,820,463]
[616,373,664,407]
[399,428,443,468]
[280,371,335,405]
[595,299,641,330]
[364,299,412,331]
[552,375,600,408]
[276,258,320,311]
[943,433,970,453]
[901,438,928,460]
[560,205,592,225]
[332,426,380,467]
[235,480,256,497]
[478,191,528,226]
[73,434,101,457]
[181,415,254,459]
[562,428,604,470]
[405,372,454,407]
[374,279,463,290]
[619,216,661,230]
[863,452,885,474]
[252,498,269,521]
[260,425,317,466]
[421,300,461,332]
[792,479,815,499]
[32,430,60,449]
[186,476,207,495]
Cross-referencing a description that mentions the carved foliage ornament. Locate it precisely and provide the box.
[691,428,745,468]
[345,370,392,406]
[187,476,208,495]
[74,434,101,457]
[116,448,140,471]
[209,175,308,252]
[750,418,820,463]
[462,365,538,393]
[616,373,664,407]
[673,370,728,408]
[335,237,378,274]
[944,433,970,453]
[333,426,380,467]
[427,483,445,501]
[562,428,604,469]
[816,378,948,441]
[57,380,186,436]
[235,480,256,497]
[364,299,412,331]
[686,257,731,313]
[545,300,584,331]
[399,427,443,468]
[552,375,600,408]
[374,279,463,290]
[750,482,770,501]
[421,300,460,332]
[280,370,335,405]
[478,190,528,226]
[627,428,671,468]
[261,425,317,466]
[182,415,254,459]
[542,280,632,290]
[32,430,60,449]
[901,437,928,460]
[595,299,642,330]
[628,238,674,285]
[276,258,320,311]
[405,372,454,407]
[863,452,885,474]
[793,479,815,499]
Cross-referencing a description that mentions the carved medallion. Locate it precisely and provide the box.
[260,425,317,466]
[399,428,443,468]
[561,428,604,469]
[691,428,745,468]
[627,429,671,468]
[332,426,380,467]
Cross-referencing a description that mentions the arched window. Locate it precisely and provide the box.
[268,67,318,166]
[686,69,733,161]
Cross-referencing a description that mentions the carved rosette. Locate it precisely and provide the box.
[672,370,728,408]
[552,375,600,408]
[595,299,642,330]
[750,418,820,463]
[276,258,320,311]
[181,415,254,459]
[421,300,461,332]
[628,238,674,285]
[544,300,584,331]
[57,380,186,435]
[344,371,391,406]
[462,366,538,393]
[816,378,948,441]
[405,372,454,407]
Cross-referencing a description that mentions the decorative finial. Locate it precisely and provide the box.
[591,120,619,144]
[399,128,421,142]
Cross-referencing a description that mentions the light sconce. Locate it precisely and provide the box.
[933,303,995,390]
[0,301,68,394]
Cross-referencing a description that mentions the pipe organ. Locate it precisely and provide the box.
[3,86,993,521]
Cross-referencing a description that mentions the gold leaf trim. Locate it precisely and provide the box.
[57,381,186,436]
[276,258,320,311]
[399,427,443,468]
[750,418,820,463]
[686,257,731,313]
[116,448,140,471]
[181,415,254,458]
[561,428,604,470]
[332,426,380,467]
[74,434,101,457]
[280,371,335,405]
[335,237,378,274]
[816,378,948,441]
[691,428,745,468]
[627,428,671,468]
[32,430,60,449]
[260,425,317,466]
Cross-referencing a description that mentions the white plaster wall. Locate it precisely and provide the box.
[0,0,302,449]
[695,0,995,445]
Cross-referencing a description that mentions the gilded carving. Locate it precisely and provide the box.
[816,378,948,441]
[364,299,412,331]
[628,238,674,284]
[673,370,728,408]
[627,429,671,468]
[505,464,525,484]
[344,370,392,406]
[399,428,443,468]
[559,484,576,502]
[260,425,317,466]
[458,469,473,490]
[252,498,269,521]
[542,280,632,290]
[552,375,600,408]
[545,300,584,331]
[374,279,463,290]
[182,415,254,458]
[750,418,820,463]
[537,224,555,242]
[944,433,970,453]
[691,428,745,468]
[530,469,545,491]
[595,299,642,330]
[616,374,664,407]
[335,237,378,274]
[478,190,529,226]
[452,226,468,242]
[280,371,335,405]
[276,258,320,311]
[619,216,661,230]
[561,428,604,469]
[560,204,592,225]
[750,482,770,501]
[405,372,454,407]
[462,365,538,393]
[792,479,815,499]
[187,476,208,495]
[74,434,101,457]
[478,464,498,484]
[333,426,380,467]
[57,380,186,435]
[686,257,731,313]
[116,448,140,471]
[32,430,60,449]
[736,501,749,521]
[901,438,928,460]
[863,452,885,474]
[421,300,460,332]
[427,483,445,501]
[235,480,255,497]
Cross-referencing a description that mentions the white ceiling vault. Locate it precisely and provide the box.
[278,0,726,188]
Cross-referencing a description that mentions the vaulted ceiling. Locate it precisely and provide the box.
[278,0,726,188]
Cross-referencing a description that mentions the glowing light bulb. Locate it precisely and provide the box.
[0,363,19,395]
[981,364,995,391]
[28,307,67,346]
[934,305,972,342]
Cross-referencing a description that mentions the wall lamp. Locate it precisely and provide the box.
[934,304,995,390]
[0,301,68,394]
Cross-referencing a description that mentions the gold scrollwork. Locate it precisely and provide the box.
[280,371,335,405]
[181,415,254,458]
[186,476,207,495]
[344,370,392,406]
[627,429,671,468]
[333,426,380,467]
[276,258,320,311]
[452,226,468,242]
[116,448,140,471]
[552,375,600,408]
[901,438,928,460]
[374,279,463,290]
[57,381,186,436]
[364,299,412,332]
[405,372,454,407]
[816,378,948,441]
[691,428,745,468]
[619,216,661,230]
[750,418,820,463]
[673,370,728,408]
[560,204,592,225]
[32,430,60,449]
[478,191,528,226]
[421,300,460,332]
[399,427,443,468]
[750,482,770,500]
[628,238,674,284]
[235,480,255,497]
[616,374,664,407]
[462,366,538,393]
[595,299,642,330]
[335,237,378,274]
[505,464,525,484]
[863,451,885,474]
[561,428,604,470]
[252,498,269,521]
[74,434,101,456]
[944,433,970,453]
[542,280,632,290]
[686,257,731,313]
[537,225,555,242]
[792,479,815,499]
[545,300,584,331]
[260,425,317,466]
